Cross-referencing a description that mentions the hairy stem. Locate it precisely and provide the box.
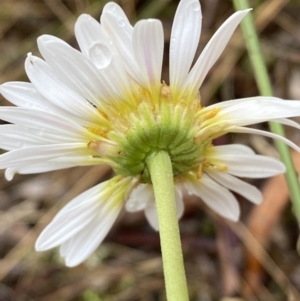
[147,151,189,301]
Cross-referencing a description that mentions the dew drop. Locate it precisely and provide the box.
[88,42,112,69]
[118,19,126,27]
[191,0,200,11]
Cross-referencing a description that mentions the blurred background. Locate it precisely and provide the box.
[1,0,300,300]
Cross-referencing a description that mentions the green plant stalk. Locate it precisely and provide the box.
[147,151,189,301]
[232,0,300,224]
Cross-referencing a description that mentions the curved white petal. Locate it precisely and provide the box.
[0,123,86,151]
[74,13,134,100]
[0,107,86,138]
[132,19,164,92]
[186,173,240,221]
[170,0,202,92]
[4,156,103,181]
[101,2,142,84]
[125,183,151,212]
[4,163,73,181]
[0,82,63,114]
[0,143,87,169]
[25,54,101,124]
[37,38,120,107]
[271,118,300,130]
[208,151,286,178]
[36,178,132,266]
[183,9,250,96]
[229,126,300,152]
[218,97,300,126]
[62,206,121,267]
[0,82,82,124]
[75,14,110,57]
[206,169,262,204]
[144,201,159,231]
[175,185,185,220]
[0,125,54,150]
[59,238,72,258]
[101,2,132,33]
[211,144,255,156]
[36,194,102,250]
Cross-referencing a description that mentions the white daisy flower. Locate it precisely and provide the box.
[1,0,300,267]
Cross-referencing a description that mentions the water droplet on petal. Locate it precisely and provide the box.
[118,19,126,27]
[191,0,200,11]
[88,42,112,69]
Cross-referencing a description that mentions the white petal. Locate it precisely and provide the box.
[37,38,120,107]
[183,9,250,96]
[175,185,185,220]
[36,177,134,266]
[36,196,101,251]
[54,180,110,217]
[132,19,164,91]
[101,3,143,85]
[101,2,132,34]
[170,0,202,91]
[0,82,82,124]
[208,151,286,178]
[0,107,86,138]
[0,125,51,150]
[229,126,300,152]
[75,14,110,57]
[59,239,72,257]
[206,169,262,204]
[272,118,300,130]
[144,201,159,231]
[25,54,101,124]
[36,180,125,256]
[185,173,240,221]
[211,144,255,156]
[218,97,300,126]
[0,124,84,152]
[75,14,134,99]
[0,143,87,169]
[63,206,121,267]
[5,163,74,181]
[4,156,102,181]
[0,82,62,114]
[125,183,151,212]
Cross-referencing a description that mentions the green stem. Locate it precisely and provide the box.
[232,0,300,225]
[146,151,189,301]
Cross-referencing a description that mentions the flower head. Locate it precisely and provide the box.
[1,0,300,267]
